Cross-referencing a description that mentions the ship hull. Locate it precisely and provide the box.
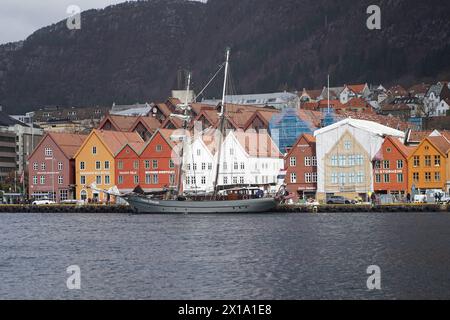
[124,196,277,214]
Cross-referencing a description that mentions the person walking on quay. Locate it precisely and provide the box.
[407,193,411,203]
[370,192,376,206]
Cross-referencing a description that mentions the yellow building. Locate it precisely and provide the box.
[74,129,143,202]
[407,136,450,193]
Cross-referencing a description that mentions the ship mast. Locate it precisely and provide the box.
[173,72,192,196]
[212,48,231,199]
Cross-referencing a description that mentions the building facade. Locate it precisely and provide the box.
[284,134,317,200]
[28,133,87,202]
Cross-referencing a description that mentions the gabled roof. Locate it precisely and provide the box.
[314,118,405,138]
[285,133,316,159]
[407,130,433,143]
[233,131,282,158]
[74,129,144,158]
[346,84,367,94]
[130,116,162,133]
[98,114,140,131]
[140,128,181,155]
[28,132,88,160]
[427,136,450,155]
[385,136,415,159]
[344,97,372,108]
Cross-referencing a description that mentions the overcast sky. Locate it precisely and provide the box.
[0,0,139,44]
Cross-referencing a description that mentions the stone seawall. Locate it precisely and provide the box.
[0,205,134,214]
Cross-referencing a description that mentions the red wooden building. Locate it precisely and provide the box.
[373,136,414,197]
[139,129,180,192]
[284,134,317,200]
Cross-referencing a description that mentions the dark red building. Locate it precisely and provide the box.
[28,133,87,202]
[284,134,317,200]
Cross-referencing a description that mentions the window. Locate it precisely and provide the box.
[348,155,356,166]
[290,173,297,183]
[104,161,110,170]
[44,147,53,157]
[374,160,381,169]
[153,174,159,184]
[60,190,68,202]
[435,172,441,182]
[197,149,201,156]
[92,146,97,155]
[144,160,150,169]
[425,172,431,182]
[202,163,206,170]
[134,160,139,170]
[397,160,403,169]
[425,155,431,167]
[152,160,158,169]
[338,156,346,166]
[33,162,38,170]
[375,174,381,183]
[223,176,228,184]
[223,162,227,170]
[200,176,206,185]
[169,174,175,185]
[356,155,364,165]
[58,176,63,185]
[57,162,63,171]
[357,172,364,183]
[386,147,392,153]
[331,156,338,166]
[413,156,420,167]
[96,161,101,170]
[234,162,239,170]
[305,173,312,183]
[344,140,352,150]
[435,155,441,167]
[40,176,45,184]
[339,173,346,184]
[33,176,38,185]
[240,162,245,170]
[169,159,175,169]
[80,176,86,185]
[397,173,404,183]
[312,172,317,183]
[80,161,85,170]
[193,163,197,171]
[413,172,419,182]
[96,176,102,184]
[312,156,317,166]
[290,157,297,167]
[233,177,238,185]
[348,173,355,183]
[118,161,123,170]
[208,163,212,170]
[118,176,123,184]
[331,173,338,184]
[383,160,390,169]
[240,177,245,184]
[145,174,151,184]
[134,175,139,184]
[230,148,234,155]
[384,174,390,183]
[305,157,312,167]
[41,163,46,170]
[105,175,110,185]
[156,145,162,152]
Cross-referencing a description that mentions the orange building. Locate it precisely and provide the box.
[373,136,414,197]
[407,136,450,194]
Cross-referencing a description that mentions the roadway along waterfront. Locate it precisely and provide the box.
[0,212,450,299]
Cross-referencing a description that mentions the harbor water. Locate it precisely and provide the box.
[0,212,449,299]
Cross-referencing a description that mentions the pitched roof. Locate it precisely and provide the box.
[408,130,433,143]
[98,114,140,131]
[93,130,144,156]
[344,97,371,108]
[49,132,88,158]
[346,84,367,94]
[314,118,405,138]
[427,136,450,155]
[233,131,282,158]
[388,136,415,158]
[131,116,162,133]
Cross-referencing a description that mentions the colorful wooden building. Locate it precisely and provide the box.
[28,132,87,202]
[373,136,414,197]
[74,129,144,202]
[407,135,450,194]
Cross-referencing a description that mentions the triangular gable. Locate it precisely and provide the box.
[243,111,270,131]
[73,130,115,159]
[98,114,119,131]
[285,134,315,159]
[115,142,142,158]
[140,129,180,157]
[27,133,71,161]
[407,137,448,160]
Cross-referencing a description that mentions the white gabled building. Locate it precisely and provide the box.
[183,130,284,194]
[314,118,405,202]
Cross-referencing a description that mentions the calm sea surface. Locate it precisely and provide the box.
[0,212,449,300]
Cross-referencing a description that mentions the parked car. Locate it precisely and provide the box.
[32,198,56,205]
[327,196,354,205]
[413,195,427,203]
